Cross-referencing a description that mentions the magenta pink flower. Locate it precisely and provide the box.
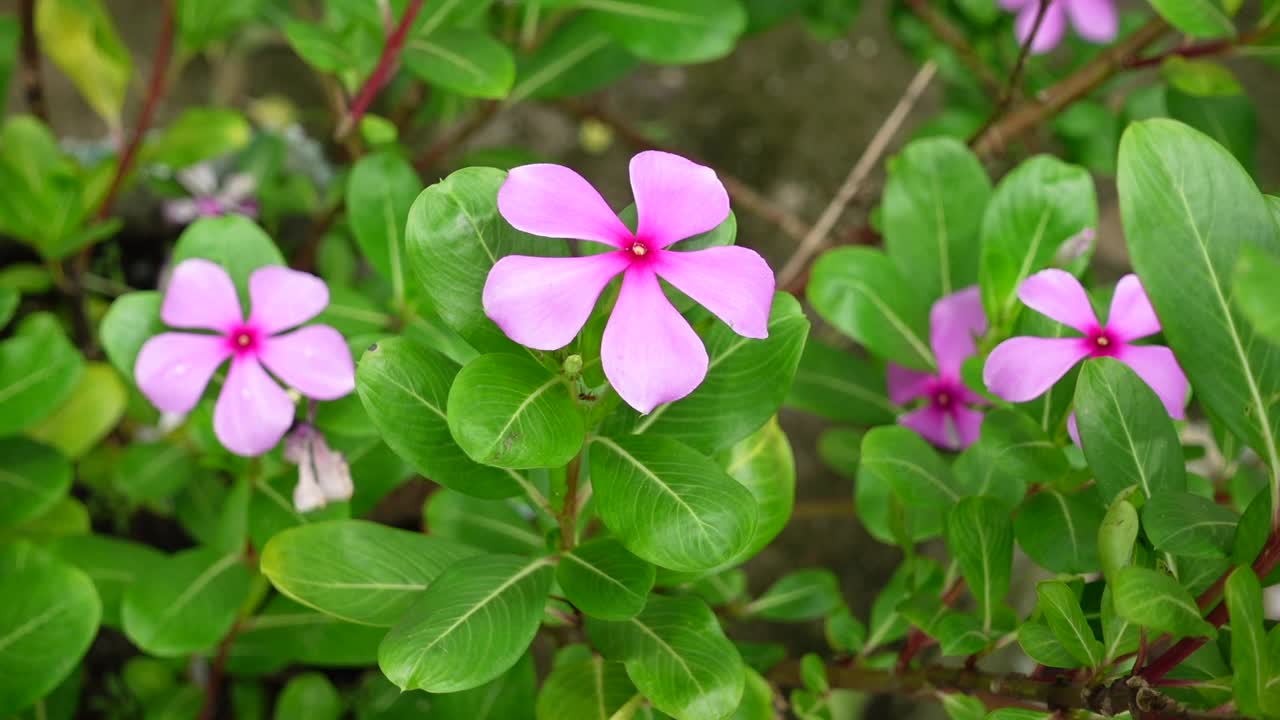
[1000,0,1117,54]
[887,287,989,450]
[135,259,355,456]
[484,151,775,414]
[983,270,1188,421]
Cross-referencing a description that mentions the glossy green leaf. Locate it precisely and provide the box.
[1119,119,1280,516]
[0,318,83,435]
[274,673,340,720]
[47,534,164,628]
[941,693,986,720]
[403,29,515,98]
[721,417,796,561]
[142,107,253,168]
[583,0,747,64]
[741,569,841,622]
[536,655,636,720]
[99,291,164,380]
[429,651,537,720]
[26,362,125,459]
[35,0,131,123]
[508,15,636,103]
[1225,567,1269,716]
[1017,619,1082,668]
[0,546,100,718]
[1099,494,1140,582]
[587,594,744,720]
[247,470,350,550]
[858,426,956,543]
[864,558,942,652]
[171,216,285,302]
[1162,57,1243,96]
[260,519,478,626]
[1037,581,1103,668]
[447,353,584,469]
[785,338,896,425]
[1147,0,1234,37]
[1014,490,1103,574]
[953,408,1064,509]
[227,596,384,672]
[425,490,544,556]
[808,247,933,370]
[588,434,757,572]
[356,337,526,497]
[379,554,554,692]
[559,538,655,620]
[946,497,1013,634]
[1168,89,1256,177]
[121,547,250,657]
[1112,566,1215,638]
[114,441,197,503]
[1101,587,1140,662]
[882,137,991,302]
[979,155,1097,330]
[1074,358,1187,502]
[1235,246,1280,346]
[0,438,71,528]
[346,151,420,304]
[1143,491,1237,558]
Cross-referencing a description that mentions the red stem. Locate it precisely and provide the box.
[95,0,175,220]
[896,578,967,671]
[335,0,425,139]
[1124,25,1278,69]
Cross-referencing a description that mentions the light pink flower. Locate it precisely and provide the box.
[164,164,259,225]
[484,151,775,414]
[999,0,1117,54]
[135,259,355,456]
[285,424,353,511]
[887,287,988,450]
[983,270,1188,424]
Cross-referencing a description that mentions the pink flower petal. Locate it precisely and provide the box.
[248,265,330,335]
[498,164,632,247]
[900,405,984,451]
[1017,1,1067,54]
[161,259,243,331]
[1117,344,1189,419]
[1018,269,1098,333]
[886,364,934,405]
[630,151,730,249]
[214,357,296,456]
[984,336,1089,402]
[483,253,631,351]
[602,266,709,414]
[1067,412,1081,447]
[1107,274,1161,342]
[654,246,774,339]
[135,332,231,414]
[930,286,987,377]
[257,325,356,401]
[1066,0,1118,42]
[164,198,200,225]
[952,405,985,449]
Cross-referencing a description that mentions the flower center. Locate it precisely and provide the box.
[628,240,649,257]
[226,325,260,356]
[933,390,953,409]
[1085,327,1120,357]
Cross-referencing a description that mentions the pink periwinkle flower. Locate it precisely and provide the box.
[135,259,355,456]
[285,424,353,512]
[887,287,989,451]
[484,151,776,414]
[983,269,1188,426]
[1000,0,1118,54]
[165,164,259,225]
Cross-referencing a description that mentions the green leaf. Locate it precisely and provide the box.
[171,216,285,302]
[953,408,1064,509]
[1101,587,1140,663]
[356,338,526,498]
[536,655,636,720]
[447,353,584,469]
[1017,619,1083,668]
[721,417,796,562]
[588,434,757,572]
[428,651,537,720]
[1168,89,1256,176]
[559,538,655,620]
[247,472,349,551]
[0,546,101,718]
[227,596,384,672]
[808,247,933,370]
[587,594,744,720]
[99,292,164,380]
[864,558,942,651]
[1075,358,1187,502]
[1143,491,1238,558]
[274,673,341,720]
[741,569,841,622]
[121,547,250,657]
[406,167,566,352]
[142,107,253,168]
[114,441,197,503]
[946,497,1013,634]
[936,613,990,656]
[378,554,555,693]
[1225,567,1269,716]
[882,137,991,302]
[0,288,17,329]
[403,29,515,98]
[616,293,809,454]
[508,15,636,103]
[1234,487,1271,565]
[0,18,16,116]
[47,534,164,628]
[583,0,747,64]
[35,0,131,124]
[0,318,84,435]
[26,362,125,459]
[730,668,775,720]
[425,490,544,556]
[978,155,1097,329]
[858,426,957,543]
[1235,246,1280,346]
[1112,566,1215,638]
[785,339,896,425]
[941,694,986,720]
[1119,120,1280,510]
[1146,0,1235,37]
[1036,581,1103,668]
[0,438,71,528]
[1014,490,1103,574]
[1162,57,1243,96]
[177,0,265,51]
[1099,494,1140,582]
[260,519,478,626]
[346,151,420,305]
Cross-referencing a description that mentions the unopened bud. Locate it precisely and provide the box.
[563,354,584,378]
